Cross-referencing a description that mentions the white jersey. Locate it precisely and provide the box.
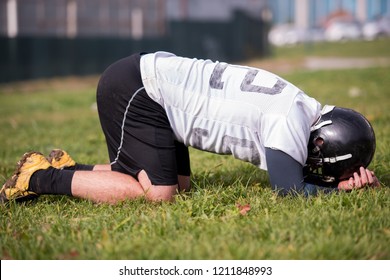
[140,52,321,170]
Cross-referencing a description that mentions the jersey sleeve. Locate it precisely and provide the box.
[262,92,321,167]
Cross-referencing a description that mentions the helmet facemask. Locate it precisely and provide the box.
[306,137,336,183]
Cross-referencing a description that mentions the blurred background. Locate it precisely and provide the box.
[0,0,389,83]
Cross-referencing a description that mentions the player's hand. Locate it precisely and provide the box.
[338,167,380,191]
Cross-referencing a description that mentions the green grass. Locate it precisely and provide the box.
[0,39,389,260]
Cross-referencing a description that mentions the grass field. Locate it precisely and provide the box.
[0,39,389,260]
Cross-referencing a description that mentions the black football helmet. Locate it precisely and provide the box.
[305,105,376,184]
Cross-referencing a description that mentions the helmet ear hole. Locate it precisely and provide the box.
[315,137,324,147]
[313,137,324,151]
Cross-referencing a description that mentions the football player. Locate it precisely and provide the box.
[1,52,379,203]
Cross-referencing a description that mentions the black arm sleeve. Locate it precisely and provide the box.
[265,148,338,196]
[265,148,305,196]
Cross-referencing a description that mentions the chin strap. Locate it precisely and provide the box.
[307,152,352,165]
[322,153,352,163]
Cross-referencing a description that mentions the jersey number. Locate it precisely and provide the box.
[209,63,287,95]
[193,128,260,165]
